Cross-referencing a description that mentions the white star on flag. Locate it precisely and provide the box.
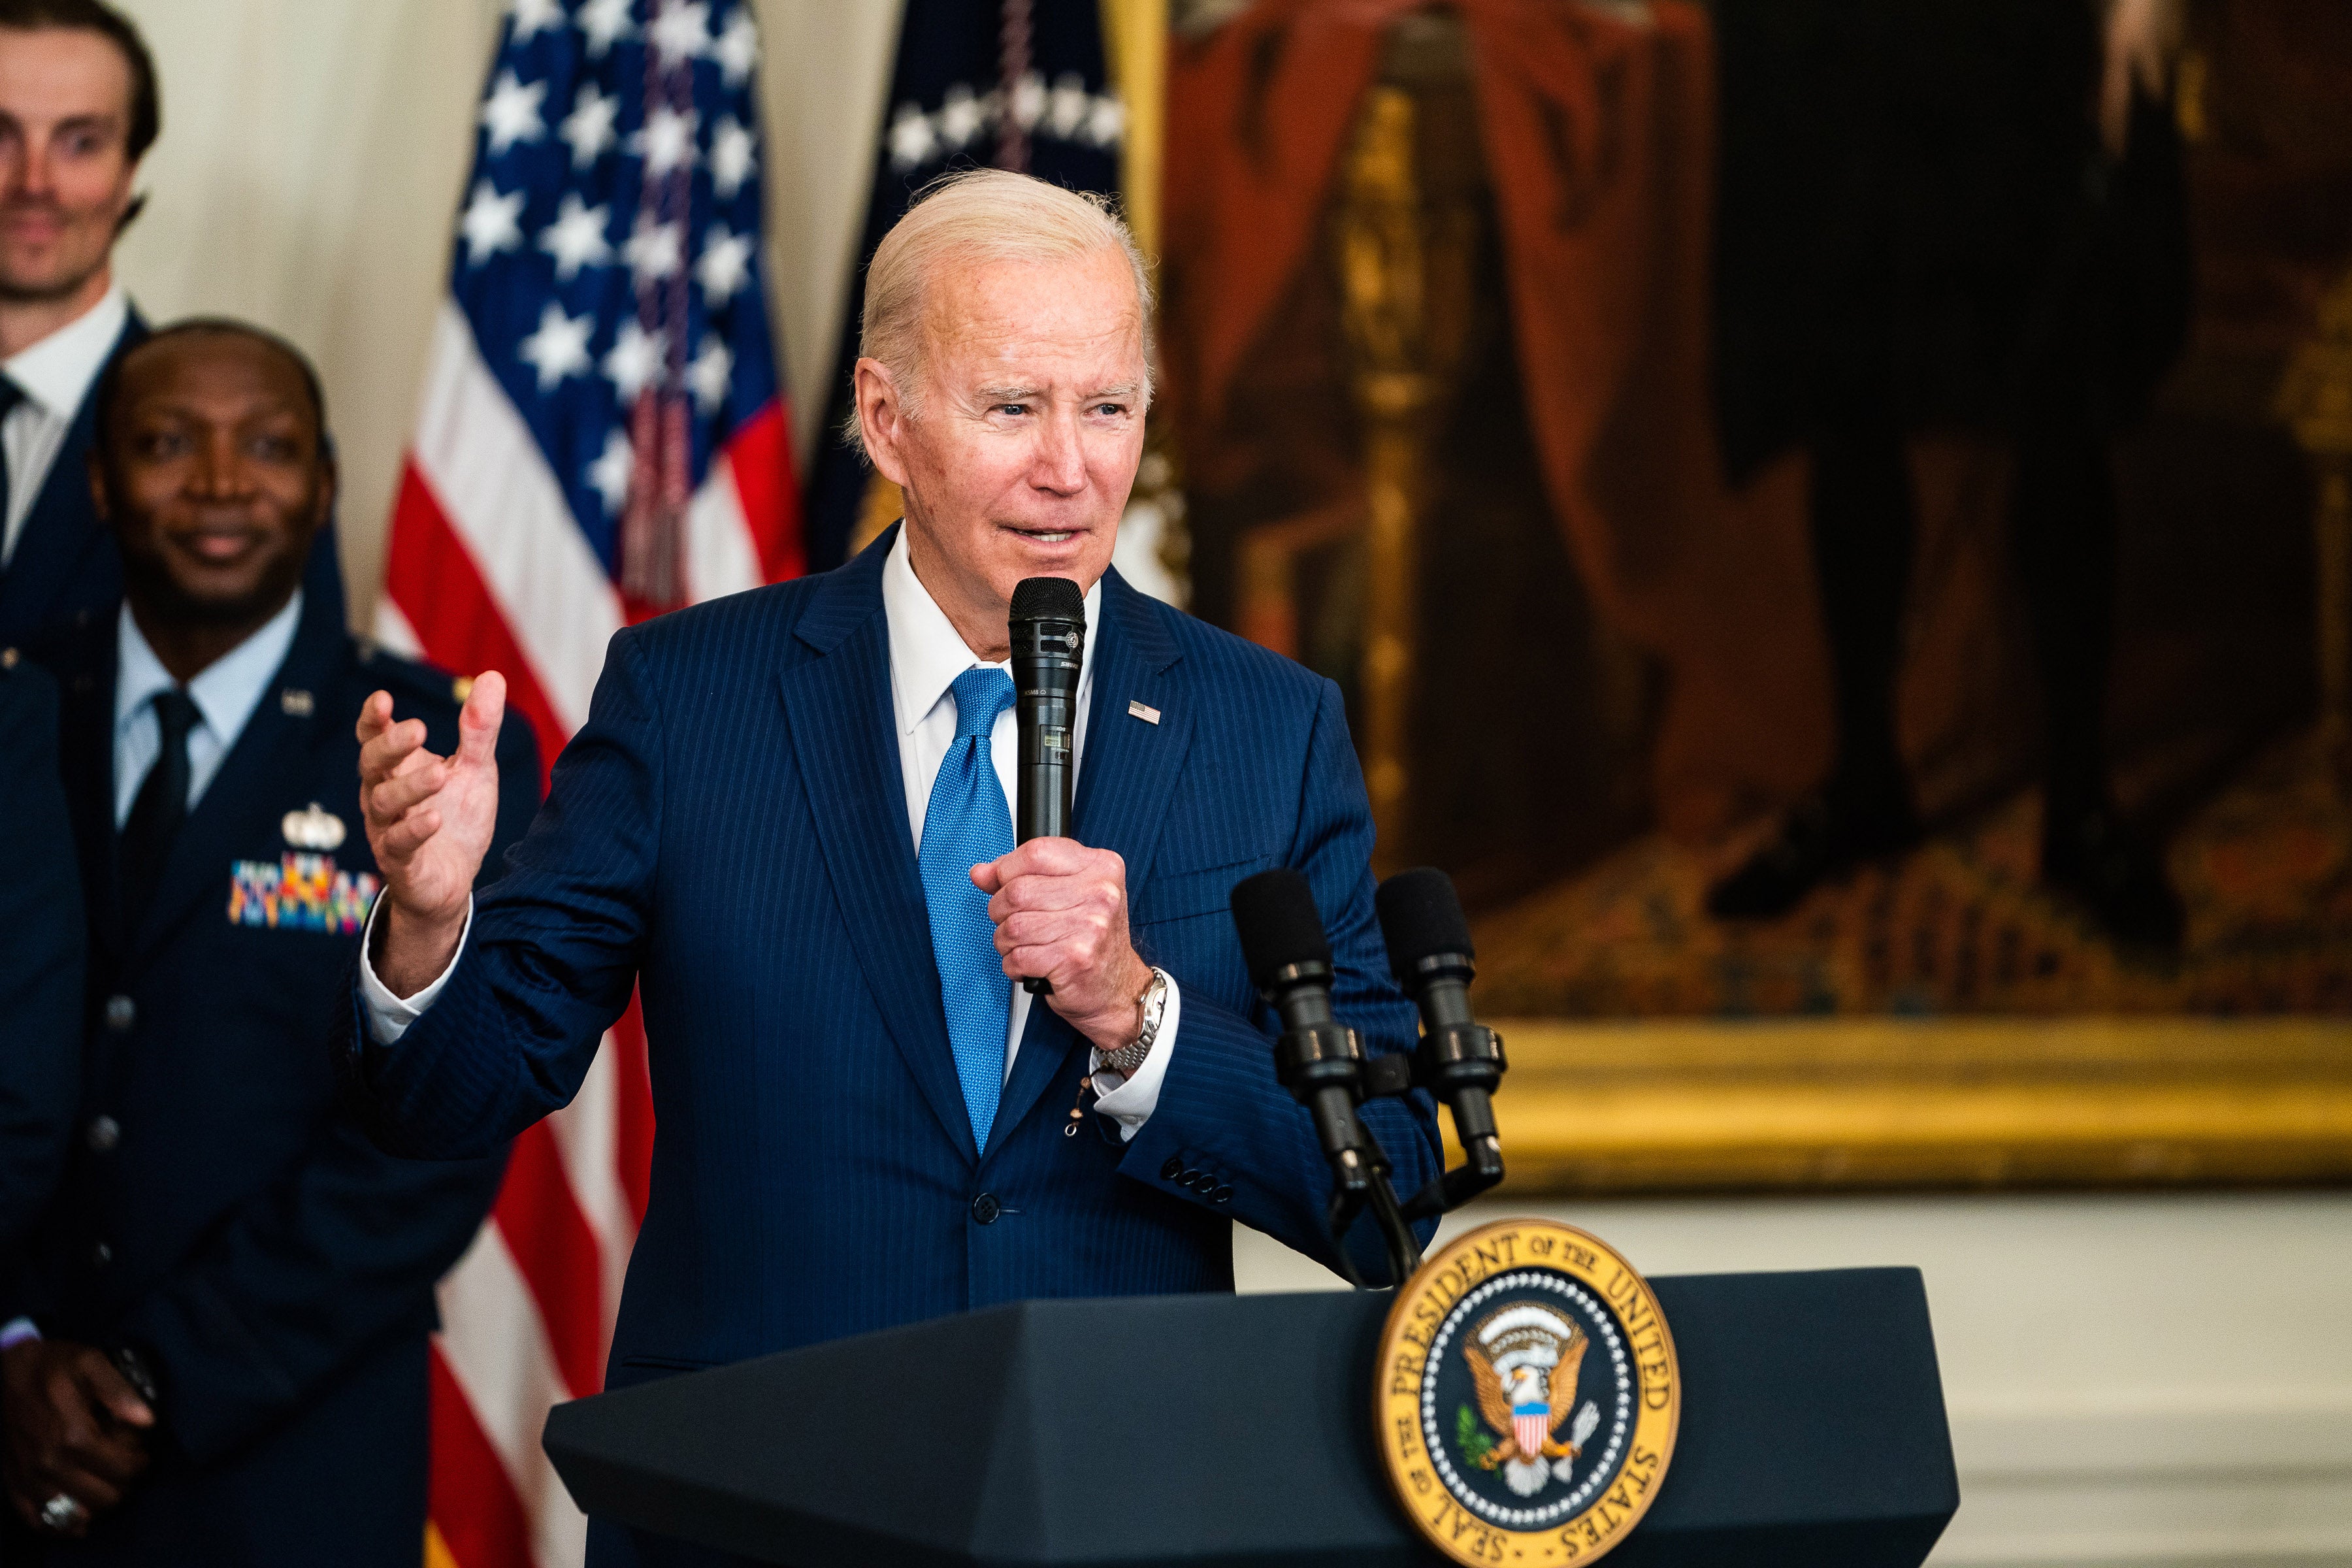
[629,105,700,178]
[538,194,613,281]
[710,116,756,199]
[623,215,685,286]
[586,427,634,515]
[714,9,759,87]
[561,82,621,169]
[887,103,937,173]
[480,70,549,154]
[1009,71,1047,131]
[689,336,734,414]
[517,302,594,390]
[602,319,666,401]
[1087,93,1125,148]
[577,0,636,58]
[647,1,712,68]
[696,225,753,304]
[1047,74,1091,139]
[508,0,565,42]
[937,85,985,151]
[458,180,525,265]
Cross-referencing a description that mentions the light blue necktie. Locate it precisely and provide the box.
[919,668,1019,1152]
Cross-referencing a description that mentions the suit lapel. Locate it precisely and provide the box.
[780,529,979,1166]
[990,569,1194,1151]
[0,314,142,637]
[122,596,344,972]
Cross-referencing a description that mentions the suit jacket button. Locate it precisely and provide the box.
[1160,1156,1184,1181]
[86,1117,120,1153]
[1212,1184,1233,1205]
[970,1192,1001,1226]
[91,1243,112,1267]
[105,996,135,1032]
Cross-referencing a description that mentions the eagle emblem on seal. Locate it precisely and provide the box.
[1463,1303,1603,1496]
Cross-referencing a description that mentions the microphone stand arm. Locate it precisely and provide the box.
[1269,1009,1424,1291]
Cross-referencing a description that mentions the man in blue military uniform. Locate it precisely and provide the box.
[3,319,538,1562]
[0,0,340,655]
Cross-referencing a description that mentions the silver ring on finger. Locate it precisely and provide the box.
[40,1492,88,1532]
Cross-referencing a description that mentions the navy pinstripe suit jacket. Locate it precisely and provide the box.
[342,525,1441,1405]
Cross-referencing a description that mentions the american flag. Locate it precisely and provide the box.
[376,1,801,1563]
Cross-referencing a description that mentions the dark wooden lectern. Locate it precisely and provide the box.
[543,1266,1957,1567]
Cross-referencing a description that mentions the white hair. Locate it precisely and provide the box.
[841,167,1154,461]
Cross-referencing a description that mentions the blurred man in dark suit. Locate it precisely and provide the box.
[0,0,339,655]
[3,321,537,1563]
[0,647,80,1258]
[1705,0,2192,947]
[0,0,152,653]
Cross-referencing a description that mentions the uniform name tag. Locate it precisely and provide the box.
[228,853,382,934]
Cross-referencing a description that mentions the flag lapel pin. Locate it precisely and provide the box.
[1127,700,1161,725]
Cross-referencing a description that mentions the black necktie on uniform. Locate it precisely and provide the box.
[121,688,201,928]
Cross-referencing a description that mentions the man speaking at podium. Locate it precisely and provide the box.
[343,169,1439,1556]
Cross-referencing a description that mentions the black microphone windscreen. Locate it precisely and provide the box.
[1375,867,1475,975]
[1229,868,1331,987]
[1010,576,1085,623]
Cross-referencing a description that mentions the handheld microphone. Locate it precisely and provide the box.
[1010,577,1085,994]
[1375,868,1507,1218]
[1230,869,1419,1287]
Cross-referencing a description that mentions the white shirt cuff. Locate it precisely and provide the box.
[0,1316,39,1350]
[1087,973,1180,1142]
[358,894,474,1045]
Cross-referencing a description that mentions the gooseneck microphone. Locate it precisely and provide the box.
[1375,868,1508,1219]
[1010,577,1085,995]
[1230,868,1421,1288]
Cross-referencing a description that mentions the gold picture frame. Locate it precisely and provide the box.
[1475,1017,2352,1194]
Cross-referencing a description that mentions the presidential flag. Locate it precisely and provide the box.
[802,0,1126,571]
[377,3,800,1563]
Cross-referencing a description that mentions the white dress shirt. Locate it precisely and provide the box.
[114,591,304,826]
[0,284,128,568]
[359,531,1177,1137]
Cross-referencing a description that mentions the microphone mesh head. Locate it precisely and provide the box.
[1010,576,1085,623]
[1375,867,1474,977]
[1229,868,1332,988]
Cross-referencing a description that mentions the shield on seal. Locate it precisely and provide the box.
[1513,1403,1549,1458]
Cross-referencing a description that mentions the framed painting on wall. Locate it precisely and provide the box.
[1159,0,2352,1192]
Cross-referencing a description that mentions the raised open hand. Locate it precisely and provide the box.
[357,671,506,996]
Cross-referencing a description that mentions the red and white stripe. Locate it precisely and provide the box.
[384,308,793,1567]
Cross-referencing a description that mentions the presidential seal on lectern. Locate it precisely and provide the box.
[1375,1219,1682,1566]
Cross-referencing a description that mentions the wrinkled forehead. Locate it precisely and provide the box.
[918,246,1148,387]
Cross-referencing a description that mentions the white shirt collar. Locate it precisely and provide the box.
[881,527,1103,736]
[8,283,128,418]
[116,589,306,747]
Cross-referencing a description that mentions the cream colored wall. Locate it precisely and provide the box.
[108,0,895,629]
[1236,1193,2352,1568]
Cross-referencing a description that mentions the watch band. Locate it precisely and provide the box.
[1099,968,1169,1078]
